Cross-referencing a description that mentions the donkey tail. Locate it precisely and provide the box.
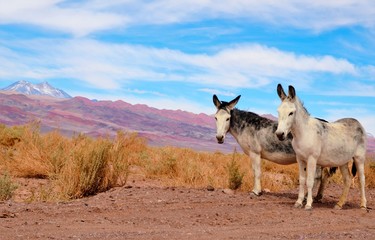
[351,159,357,177]
[329,167,337,176]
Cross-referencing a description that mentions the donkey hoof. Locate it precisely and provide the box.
[294,202,303,208]
[360,206,368,211]
[304,205,313,211]
[314,195,323,203]
[334,204,342,210]
[250,191,262,197]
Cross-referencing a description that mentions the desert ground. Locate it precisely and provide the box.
[1,175,374,240]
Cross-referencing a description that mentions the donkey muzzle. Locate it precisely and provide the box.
[276,132,286,141]
[216,135,224,144]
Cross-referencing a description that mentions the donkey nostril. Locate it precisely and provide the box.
[216,135,224,143]
[276,132,285,141]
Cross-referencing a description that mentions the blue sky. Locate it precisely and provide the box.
[0,1,374,135]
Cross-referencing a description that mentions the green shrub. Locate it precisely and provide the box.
[226,153,245,190]
[0,172,18,201]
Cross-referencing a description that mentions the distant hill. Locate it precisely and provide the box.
[2,80,71,99]
[0,92,240,152]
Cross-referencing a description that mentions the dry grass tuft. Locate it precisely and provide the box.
[56,132,142,199]
[364,155,375,188]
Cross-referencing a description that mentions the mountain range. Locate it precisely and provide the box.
[0,88,237,152]
[2,80,71,99]
[0,81,374,153]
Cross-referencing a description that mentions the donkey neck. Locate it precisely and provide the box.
[291,97,310,138]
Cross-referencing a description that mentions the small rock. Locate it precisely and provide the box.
[206,185,215,191]
[0,211,16,218]
[222,189,234,195]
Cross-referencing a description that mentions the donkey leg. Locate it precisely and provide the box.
[354,156,367,209]
[334,164,351,209]
[305,156,317,210]
[250,152,262,196]
[314,166,330,202]
[295,159,306,208]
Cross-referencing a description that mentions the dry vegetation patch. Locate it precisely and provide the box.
[0,123,374,202]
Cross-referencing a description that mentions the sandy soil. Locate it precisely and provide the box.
[1,177,375,240]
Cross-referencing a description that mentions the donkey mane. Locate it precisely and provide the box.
[295,97,310,116]
[231,108,274,131]
[295,97,330,123]
[232,108,272,121]
[217,101,231,113]
[218,100,274,128]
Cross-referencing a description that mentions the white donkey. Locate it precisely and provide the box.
[275,84,367,210]
[213,94,333,197]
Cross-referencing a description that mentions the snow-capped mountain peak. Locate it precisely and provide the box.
[2,80,71,99]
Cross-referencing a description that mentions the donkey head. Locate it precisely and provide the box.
[275,84,297,141]
[213,94,240,144]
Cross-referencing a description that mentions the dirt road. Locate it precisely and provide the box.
[1,178,374,239]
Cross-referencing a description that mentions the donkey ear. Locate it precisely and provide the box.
[228,95,241,110]
[277,84,287,100]
[213,94,221,109]
[288,85,296,99]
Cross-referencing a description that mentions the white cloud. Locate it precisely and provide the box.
[1,1,375,36]
[102,0,375,33]
[199,88,236,97]
[0,39,359,91]
[120,1,375,32]
[0,37,363,92]
[318,82,375,97]
[209,44,356,77]
[125,88,166,97]
[0,0,127,37]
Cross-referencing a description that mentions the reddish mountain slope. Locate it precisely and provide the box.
[0,92,374,154]
[0,92,237,152]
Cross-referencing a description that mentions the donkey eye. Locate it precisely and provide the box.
[289,112,294,116]
[215,117,217,121]
[226,118,230,121]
